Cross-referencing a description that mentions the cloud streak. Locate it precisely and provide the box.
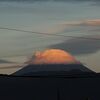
[0,59,14,64]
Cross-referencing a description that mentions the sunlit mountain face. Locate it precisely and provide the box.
[28,49,79,64]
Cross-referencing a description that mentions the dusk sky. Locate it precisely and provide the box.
[0,0,100,74]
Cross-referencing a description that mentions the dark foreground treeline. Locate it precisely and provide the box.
[0,74,100,100]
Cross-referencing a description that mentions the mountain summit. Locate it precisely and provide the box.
[13,49,95,76]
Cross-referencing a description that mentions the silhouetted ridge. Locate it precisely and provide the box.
[13,64,95,76]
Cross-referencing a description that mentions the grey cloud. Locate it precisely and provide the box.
[49,36,100,55]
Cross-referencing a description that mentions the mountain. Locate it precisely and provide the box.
[13,64,95,76]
